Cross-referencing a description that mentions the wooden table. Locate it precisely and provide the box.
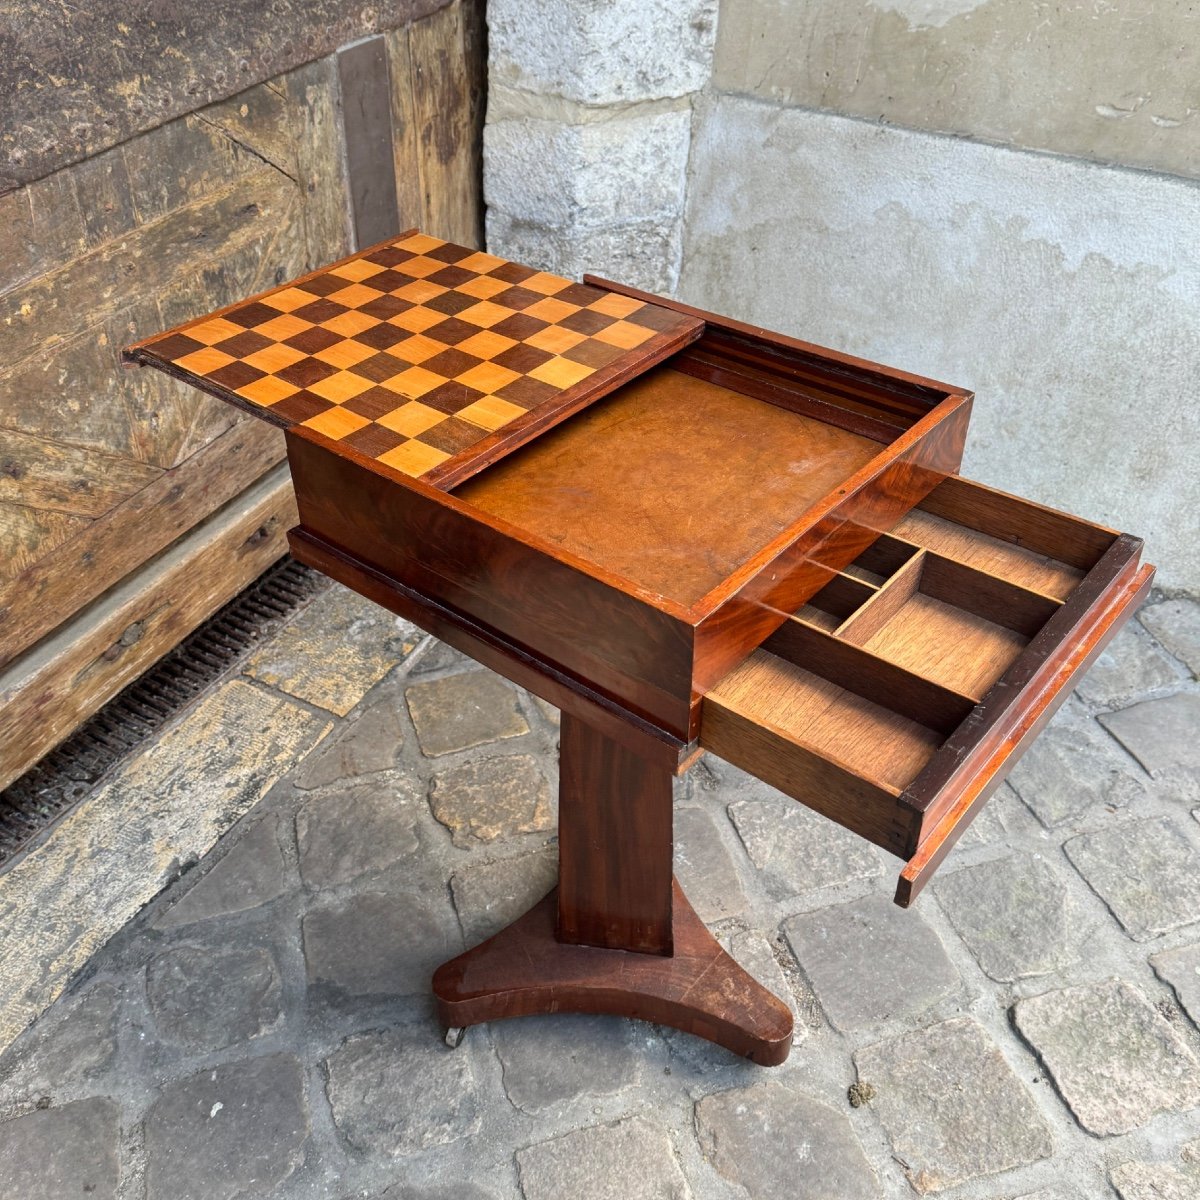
[127,232,1153,1065]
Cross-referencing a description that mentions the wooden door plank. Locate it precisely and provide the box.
[0,467,297,792]
[0,419,284,667]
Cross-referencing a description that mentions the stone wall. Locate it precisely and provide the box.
[483,1,1198,591]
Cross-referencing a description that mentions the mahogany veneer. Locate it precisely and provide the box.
[126,233,1153,1065]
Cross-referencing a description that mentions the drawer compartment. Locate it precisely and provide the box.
[701,475,1154,904]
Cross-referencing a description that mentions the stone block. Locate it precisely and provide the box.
[488,0,717,105]
[245,585,419,716]
[784,894,958,1031]
[491,1013,646,1114]
[1013,978,1200,1136]
[933,854,1078,982]
[712,0,1200,179]
[1112,1141,1200,1200]
[854,1017,1053,1193]
[1141,599,1200,677]
[292,692,407,789]
[1100,694,1200,776]
[486,209,683,294]
[146,944,282,1054]
[728,793,881,900]
[673,805,748,923]
[516,1115,690,1200]
[296,780,421,889]
[485,110,691,229]
[144,1054,309,1200]
[429,754,553,847]
[0,1098,120,1200]
[1007,705,1133,829]
[1074,624,1181,708]
[0,984,117,1104]
[677,97,1200,592]
[156,815,288,929]
[303,888,461,1000]
[1150,941,1200,1027]
[1064,817,1200,940]
[325,1028,479,1156]
[695,1082,880,1198]
[449,845,557,944]
[405,671,529,757]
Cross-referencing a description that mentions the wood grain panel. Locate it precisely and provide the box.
[0,469,296,790]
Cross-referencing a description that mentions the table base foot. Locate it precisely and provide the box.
[432,880,794,1065]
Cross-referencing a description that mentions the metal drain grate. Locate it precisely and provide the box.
[0,555,329,866]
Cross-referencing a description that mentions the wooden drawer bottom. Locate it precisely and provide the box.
[701,475,1154,904]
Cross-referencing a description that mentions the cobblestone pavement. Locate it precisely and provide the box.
[1,582,1199,1199]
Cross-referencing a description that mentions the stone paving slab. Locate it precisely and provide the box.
[0,1097,120,1200]
[244,584,420,716]
[516,1115,690,1200]
[144,1053,309,1200]
[1012,978,1200,1136]
[1099,693,1200,775]
[1064,816,1200,940]
[695,1080,881,1198]
[429,754,553,848]
[1151,941,1200,1026]
[933,854,1078,982]
[784,894,959,1031]
[406,671,530,757]
[853,1017,1053,1193]
[1141,598,1200,676]
[325,1027,481,1156]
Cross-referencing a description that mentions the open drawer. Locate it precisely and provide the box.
[700,474,1154,905]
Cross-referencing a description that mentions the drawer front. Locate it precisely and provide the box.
[700,475,1153,904]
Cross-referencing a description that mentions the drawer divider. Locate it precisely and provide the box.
[763,619,974,736]
[897,533,1145,836]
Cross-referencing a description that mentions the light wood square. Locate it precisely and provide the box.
[398,232,444,254]
[594,320,654,349]
[528,356,595,389]
[329,259,385,281]
[457,330,518,359]
[254,314,312,341]
[457,301,513,329]
[456,274,511,300]
[302,406,371,440]
[523,296,578,323]
[379,438,451,477]
[387,365,445,399]
[522,271,571,296]
[458,250,508,273]
[588,292,643,318]
[308,371,374,403]
[243,343,307,373]
[458,395,529,431]
[314,340,378,369]
[264,287,319,313]
[397,279,447,304]
[377,400,446,437]
[322,310,380,337]
[175,346,236,375]
[527,325,586,354]
[390,306,445,334]
[185,318,246,346]
[327,282,386,308]
[456,362,523,395]
[237,376,301,406]
[391,333,445,364]
[396,255,444,279]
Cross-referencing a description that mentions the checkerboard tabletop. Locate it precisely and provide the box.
[125,231,702,487]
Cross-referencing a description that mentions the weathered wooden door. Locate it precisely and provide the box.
[0,1,484,788]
